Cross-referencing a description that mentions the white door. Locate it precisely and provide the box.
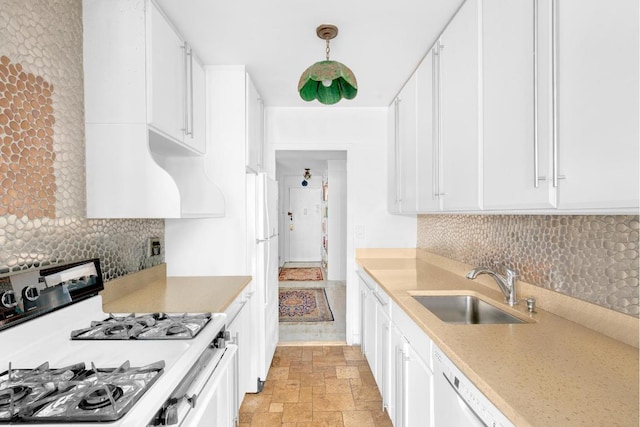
[288,188,321,262]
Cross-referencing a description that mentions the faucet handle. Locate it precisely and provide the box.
[504,267,517,284]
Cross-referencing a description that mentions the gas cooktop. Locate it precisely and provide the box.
[0,360,164,423]
[70,313,212,340]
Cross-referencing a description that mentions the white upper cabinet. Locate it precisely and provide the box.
[83,0,223,218]
[147,4,206,155]
[553,0,639,211]
[482,0,556,210]
[397,73,419,213]
[190,57,207,154]
[388,0,638,214]
[415,47,440,213]
[388,99,400,214]
[246,75,264,173]
[439,0,482,211]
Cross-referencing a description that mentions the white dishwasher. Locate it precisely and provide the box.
[432,345,514,427]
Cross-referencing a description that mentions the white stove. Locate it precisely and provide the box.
[0,260,234,426]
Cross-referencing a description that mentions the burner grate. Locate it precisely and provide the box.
[71,313,211,340]
[0,360,164,423]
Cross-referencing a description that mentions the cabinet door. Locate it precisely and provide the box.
[397,73,419,213]
[555,0,639,210]
[181,345,238,427]
[388,324,406,426]
[388,98,401,213]
[147,3,185,143]
[375,301,391,407]
[360,280,377,373]
[246,75,264,173]
[439,0,482,211]
[416,47,441,212]
[404,344,433,427]
[482,0,556,210]
[186,53,206,154]
[227,292,252,405]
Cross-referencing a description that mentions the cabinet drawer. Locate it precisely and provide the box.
[357,270,391,317]
[391,299,432,371]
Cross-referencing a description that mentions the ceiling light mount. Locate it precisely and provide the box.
[298,24,357,105]
[316,24,338,41]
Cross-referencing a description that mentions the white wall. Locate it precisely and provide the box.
[265,107,417,344]
[327,159,346,281]
[165,65,250,276]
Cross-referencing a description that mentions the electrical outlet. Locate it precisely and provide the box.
[148,237,161,257]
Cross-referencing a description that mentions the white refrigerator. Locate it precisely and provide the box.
[252,173,279,387]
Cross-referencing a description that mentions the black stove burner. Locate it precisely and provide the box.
[78,384,124,410]
[165,324,188,336]
[0,385,31,407]
[104,323,133,336]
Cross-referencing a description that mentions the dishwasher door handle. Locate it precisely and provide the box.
[442,373,487,427]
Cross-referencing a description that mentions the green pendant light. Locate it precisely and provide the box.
[298,24,358,105]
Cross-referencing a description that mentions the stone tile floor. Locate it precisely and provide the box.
[239,345,393,426]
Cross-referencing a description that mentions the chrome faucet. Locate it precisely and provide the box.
[466,267,518,306]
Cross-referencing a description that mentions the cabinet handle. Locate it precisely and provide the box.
[533,0,540,188]
[435,41,444,200]
[395,347,403,427]
[394,98,402,207]
[360,292,366,355]
[181,42,190,137]
[372,290,388,307]
[188,47,194,137]
[551,0,558,187]
[182,45,194,138]
[432,44,439,199]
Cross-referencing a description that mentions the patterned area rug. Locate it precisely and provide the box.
[278,267,323,281]
[279,288,334,322]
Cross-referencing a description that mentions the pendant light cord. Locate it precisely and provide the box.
[325,39,330,60]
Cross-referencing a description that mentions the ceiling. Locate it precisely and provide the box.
[156,0,465,108]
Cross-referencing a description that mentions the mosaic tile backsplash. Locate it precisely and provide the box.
[417,215,639,317]
[0,0,164,280]
[1,55,57,219]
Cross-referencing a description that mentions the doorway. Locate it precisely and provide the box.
[275,150,347,343]
[288,187,322,262]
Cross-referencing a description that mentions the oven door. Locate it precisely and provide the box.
[180,344,238,427]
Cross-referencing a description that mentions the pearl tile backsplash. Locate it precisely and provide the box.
[0,0,163,280]
[417,215,639,317]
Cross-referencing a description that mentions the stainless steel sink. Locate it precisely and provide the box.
[412,295,526,324]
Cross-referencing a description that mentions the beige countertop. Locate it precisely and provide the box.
[356,249,639,427]
[101,264,252,314]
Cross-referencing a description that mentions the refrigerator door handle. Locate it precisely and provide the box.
[264,238,270,307]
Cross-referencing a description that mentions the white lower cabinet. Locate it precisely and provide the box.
[375,296,391,406]
[360,278,377,375]
[225,283,256,423]
[181,344,238,427]
[359,271,433,426]
[359,272,390,396]
[402,342,434,427]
